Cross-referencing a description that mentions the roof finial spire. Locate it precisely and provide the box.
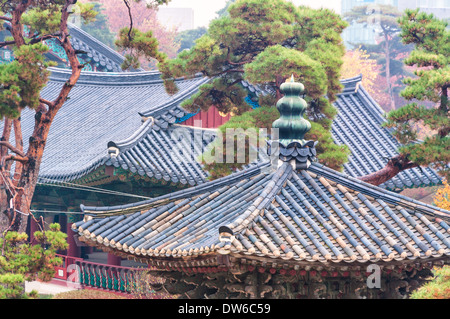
[269,75,317,170]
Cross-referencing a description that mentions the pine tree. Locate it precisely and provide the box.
[0,223,67,299]
[385,10,449,180]
[360,9,449,186]
[159,0,350,175]
[0,0,169,233]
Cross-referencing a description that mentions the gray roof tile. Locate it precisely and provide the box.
[332,75,441,190]
[1,66,441,193]
[75,161,450,267]
[0,68,209,185]
[67,24,139,72]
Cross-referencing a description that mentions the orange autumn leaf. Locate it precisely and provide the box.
[433,178,450,211]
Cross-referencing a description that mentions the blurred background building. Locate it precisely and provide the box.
[397,0,450,20]
[341,0,449,48]
[157,7,195,31]
[294,0,448,48]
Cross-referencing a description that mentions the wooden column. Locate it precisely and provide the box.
[107,253,122,266]
[67,211,82,258]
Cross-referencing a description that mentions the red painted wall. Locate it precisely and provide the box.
[181,105,231,129]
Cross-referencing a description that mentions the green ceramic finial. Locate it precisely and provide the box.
[272,75,311,146]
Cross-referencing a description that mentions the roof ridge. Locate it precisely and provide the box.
[226,162,294,234]
[139,76,210,118]
[104,121,218,186]
[37,156,106,184]
[80,160,272,216]
[48,68,207,89]
[355,86,388,126]
[68,24,127,65]
[339,74,363,86]
[338,74,363,95]
[107,117,156,151]
[48,67,163,85]
[108,118,217,154]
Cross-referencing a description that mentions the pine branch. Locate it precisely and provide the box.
[3,154,29,164]
[123,0,133,41]
[0,141,26,158]
[38,98,54,109]
[358,154,419,186]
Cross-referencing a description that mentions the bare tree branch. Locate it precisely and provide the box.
[38,98,54,109]
[3,154,29,164]
[0,141,26,157]
[0,40,16,48]
[123,0,134,41]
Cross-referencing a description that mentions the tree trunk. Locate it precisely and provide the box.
[358,154,418,186]
[437,85,449,139]
[275,75,285,101]
[1,0,81,233]
[0,119,12,232]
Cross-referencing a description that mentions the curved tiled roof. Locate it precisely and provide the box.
[236,76,443,191]
[0,18,441,192]
[138,75,211,128]
[74,161,450,268]
[67,24,129,73]
[1,68,441,191]
[1,68,209,184]
[136,74,442,191]
[332,75,441,191]
[105,121,217,186]
[0,24,130,72]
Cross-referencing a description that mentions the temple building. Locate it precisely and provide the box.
[2,25,439,198]
[72,77,450,299]
[0,24,443,273]
[0,24,131,72]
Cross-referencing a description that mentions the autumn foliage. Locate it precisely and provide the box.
[80,0,180,64]
[410,266,450,299]
[341,47,391,108]
[434,178,450,211]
